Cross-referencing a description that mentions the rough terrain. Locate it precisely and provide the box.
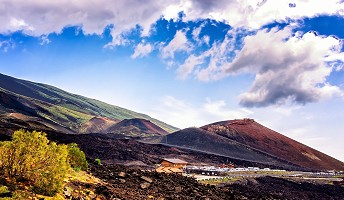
[68,163,344,200]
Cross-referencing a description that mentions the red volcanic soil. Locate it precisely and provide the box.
[202,119,344,171]
[106,118,168,136]
[161,127,296,169]
[78,117,119,133]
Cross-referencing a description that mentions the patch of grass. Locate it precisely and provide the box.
[226,170,290,176]
[67,169,102,184]
[199,177,243,185]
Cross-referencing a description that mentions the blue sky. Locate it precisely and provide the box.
[0,0,344,162]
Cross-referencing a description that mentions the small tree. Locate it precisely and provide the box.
[67,143,88,171]
[0,130,69,196]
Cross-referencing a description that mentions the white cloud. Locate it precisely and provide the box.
[203,35,210,46]
[177,54,204,79]
[180,0,344,29]
[229,28,343,107]
[203,98,254,119]
[185,28,248,82]
[0,39,15,52]
[192,26,202,42]
[161,30,192,59]
[40,35,50,45]
[131,43,153,59]
[1,0,343,48]
[9,18,35,33]
[192,22,210,46]
[190,27,343,107]
[149,96,253,128]
[0,0,180,46]
[272,105,301,116]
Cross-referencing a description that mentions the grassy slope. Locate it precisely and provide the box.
[0,73,178,133]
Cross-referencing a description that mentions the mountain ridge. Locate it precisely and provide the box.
[0,73,178,134]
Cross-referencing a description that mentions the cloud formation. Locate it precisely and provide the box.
[131,43,153,58]
[150,96,253,128]
[228,28,343,107]
[185,27,343,107]
[0,0,180,46]
[186,0,344,28]
[161,30,192,60]
[1,0,343,107]
[1,0,342,45]
[0,39,15,52]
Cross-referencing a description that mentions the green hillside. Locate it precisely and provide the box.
[0,73,178,133]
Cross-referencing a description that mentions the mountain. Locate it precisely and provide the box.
[0,73,178,134]
[77,117,120,133]
[160,127,297,167]
[1,73,343,171]
[106,118,168,136]
[201,119,344,171]
[144,119,344,170]
[147,127,299,170]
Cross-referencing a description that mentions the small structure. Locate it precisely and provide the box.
[160,158,188,169]
[219,163,235,169]
[156,167,183,174]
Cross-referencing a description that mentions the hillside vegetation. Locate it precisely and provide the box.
[0,73,178,134]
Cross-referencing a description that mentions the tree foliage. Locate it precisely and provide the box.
[0,130,69,196]
[67,143,88,171]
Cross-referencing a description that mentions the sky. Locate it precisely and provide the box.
[0,0,344,162]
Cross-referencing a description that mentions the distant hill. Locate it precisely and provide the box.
[0,73,178,134]
[78,117,119,133]
[201,119,344,171]
[106,118,168,136]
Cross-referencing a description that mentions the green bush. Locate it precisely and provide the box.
[67,143,88,171]
[95,158,101,165]
[0,130,69,196]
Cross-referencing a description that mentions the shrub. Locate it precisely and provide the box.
[95,158,101,165]
[0,130,69,196]
[67,143,88,171]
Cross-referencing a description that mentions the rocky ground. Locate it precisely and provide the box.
[64,163,344,200]
[1,132,344,199]
[1,162,343,199]
[86,163,234,200]
[41,131,289,169]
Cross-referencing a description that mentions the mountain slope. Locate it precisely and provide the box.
[0,73,178,134]
[106,118,168,136]
[78,117,120,133]
[201,119,344,171]
[147,127,299,169]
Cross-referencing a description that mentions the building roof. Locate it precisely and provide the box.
[156,167,183,173]
[161,158,188,164]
